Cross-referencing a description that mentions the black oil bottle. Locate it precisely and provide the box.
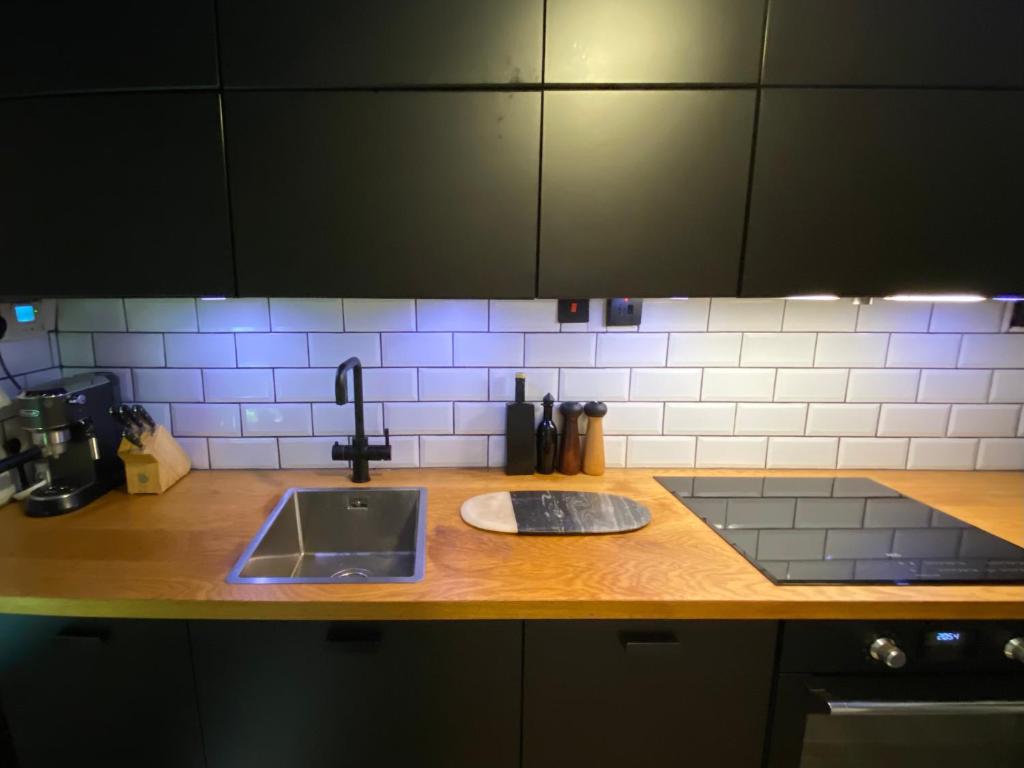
[505,373,536,474]
[536,393,558,474]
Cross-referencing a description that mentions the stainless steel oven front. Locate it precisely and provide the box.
[766,621,1024,768]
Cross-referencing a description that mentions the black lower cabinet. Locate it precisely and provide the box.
[523,620,777,768]
[0,616,204,768]
[190,620,522,768]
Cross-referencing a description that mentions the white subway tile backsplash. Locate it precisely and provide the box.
[343,299,415,331]
[489,369,559,402]
[57,333,94,367]
[741,333,815,367]
[57,299,125,331]
[887,334,960,368]
[209,438,279,469]
[421,436,488,467]
[312,402,384,436]
[454,333,524,366]
[487,435,506,468]
[175,437,209,469]
[806,404,879,436]
[125,298,197,332]
[376,435,420,468]
[667,333,742,366]
[416,300,488,332]
[947,404,1020,437]
[958,334,1024,368]
[269,299,343,332]
[918,369,991,403]
[197,298,269,332]
[0,336,53,375]
[708,299,784,331]
[525,333,594,367]
[976,438,1024,470]
[815,333,888,367]
[767,437,839,469]
[165,333,236,368]
[93,333,165,368]
[877,404,949,437]
[639,298,709,331]
[696,436,767,468]
[701,368,775,401]
[774,369,849,402]
[783,300,858,332]
[560,368,630,401]
[363,368,418,401]
[990,370,1024,403]
[663,403,735,435]
[856,302,930,332]
[203,369,275,402]
[629,369,701,401]
[846,369,920,402]
[907,438,978,470]
[172,403,241,436]
[601,403,663,435]
[930,301,1004,333]
[242,404,312,437]
[381,333,452,367]
[596,333,667,366]
[307,333,380,367]
[837,438,909,469]
[133,368,202,402]
[454,402,505,434]
[419,368,488,401]
[385,402,452,434]
[735,403,807,435]
[278,437,342,469]
[604,436,628,467]
[273,368,334,402]
[236,333,308,368]
[490,300,559,332]
[626,436,696,467]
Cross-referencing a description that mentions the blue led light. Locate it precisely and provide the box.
[14,304,35,323]
[934,631,961,642]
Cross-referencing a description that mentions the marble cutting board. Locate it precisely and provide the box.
[461,491,651,534]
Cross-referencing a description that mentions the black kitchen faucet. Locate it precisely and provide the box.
[331,357,391,482]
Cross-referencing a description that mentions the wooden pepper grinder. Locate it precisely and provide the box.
[558,401,583,475]
[582,401,607,476]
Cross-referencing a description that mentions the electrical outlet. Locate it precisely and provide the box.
[606,298,643,327]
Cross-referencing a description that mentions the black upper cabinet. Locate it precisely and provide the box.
[227,91,540,298]
[743,90,1024,297]
[539,91,755,298]
[764,0,1024,86]
[545,0,766,84]
[0,93,233,299]
[0,1,218,97]
[217,0,543,87]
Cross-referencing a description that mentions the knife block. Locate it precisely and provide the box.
[117,426,192,494]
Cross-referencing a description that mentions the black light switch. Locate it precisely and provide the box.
[557,299,590,323]
[606,298,643,327]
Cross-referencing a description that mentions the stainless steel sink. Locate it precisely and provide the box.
[227,487,427,584]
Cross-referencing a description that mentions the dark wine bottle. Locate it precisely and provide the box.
[536,393,558,474]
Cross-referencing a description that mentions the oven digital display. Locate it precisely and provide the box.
[925,630,968,648]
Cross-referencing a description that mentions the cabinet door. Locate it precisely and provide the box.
[524,621,777,768]
[546,0,766,84]
[217,0,543,87]
[191,620,522,768]
[0,1,218,97]
[0,93,234,299]
[0,617,204,768]
[227,91,540,298]
[764,0,1024,86]
[539,90,755,298]
[743,90,1024,297]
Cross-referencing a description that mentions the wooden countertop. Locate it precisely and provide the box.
[0,468,1022,621]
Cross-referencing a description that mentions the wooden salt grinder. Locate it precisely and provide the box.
[582,401,607,476]
[558,401,584,475]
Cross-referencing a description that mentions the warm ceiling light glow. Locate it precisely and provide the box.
[785,294,840,301]
[884,294,985,303]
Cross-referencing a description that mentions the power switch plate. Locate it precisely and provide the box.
[557,299,590,324]
[606,298,643,327]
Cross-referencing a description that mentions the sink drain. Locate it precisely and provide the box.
[331,567,372,579]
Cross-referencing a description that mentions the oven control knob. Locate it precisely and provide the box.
[870,637,906,669]
[1005,638,1024,664]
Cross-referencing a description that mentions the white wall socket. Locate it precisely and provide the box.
[0,300,55,342]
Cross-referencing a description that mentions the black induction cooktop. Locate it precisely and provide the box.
[656,476,1024,585]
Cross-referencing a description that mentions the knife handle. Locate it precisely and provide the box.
[131,404,156,433]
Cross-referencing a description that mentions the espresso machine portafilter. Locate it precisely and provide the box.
[14,372,125,517]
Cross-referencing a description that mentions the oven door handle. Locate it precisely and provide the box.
[822,699,1024,717]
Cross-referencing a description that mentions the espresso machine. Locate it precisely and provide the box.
[10,372,125,517]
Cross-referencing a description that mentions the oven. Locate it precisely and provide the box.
[766,621,1024,768]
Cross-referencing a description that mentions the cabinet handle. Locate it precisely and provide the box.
[620,632,680,656]
[325,627,381,653]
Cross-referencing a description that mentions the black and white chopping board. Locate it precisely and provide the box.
[460,491,651,535]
